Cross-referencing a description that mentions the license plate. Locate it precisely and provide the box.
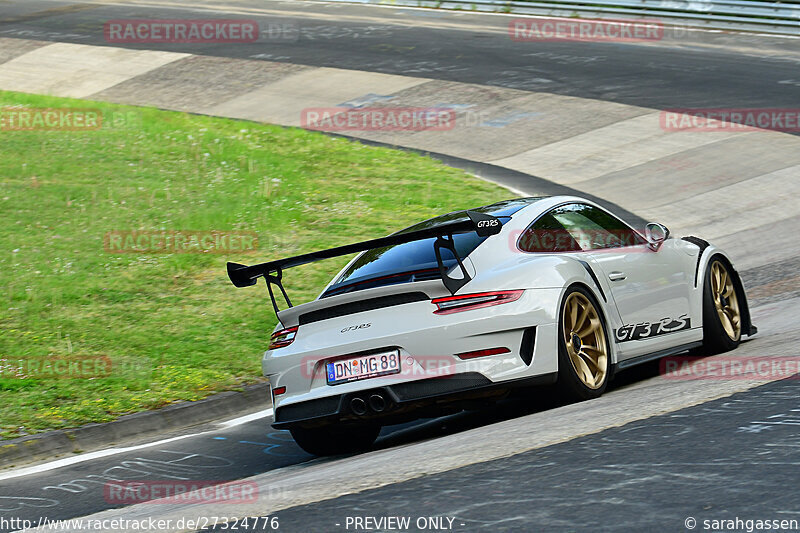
[326,350,401,385]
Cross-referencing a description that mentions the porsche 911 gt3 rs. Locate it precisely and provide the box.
[227,196,756,455]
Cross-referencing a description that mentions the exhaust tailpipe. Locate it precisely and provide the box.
[368,394,386,413]
[350,397,367,416]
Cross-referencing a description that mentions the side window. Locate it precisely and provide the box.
[519,204,645,252]
[518,212,582,253]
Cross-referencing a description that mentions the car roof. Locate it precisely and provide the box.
[395,197,550,235]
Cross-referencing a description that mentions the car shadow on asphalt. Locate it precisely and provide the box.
[372,359,664,451]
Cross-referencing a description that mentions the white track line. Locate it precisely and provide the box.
[0,408,273,481]
[218,408,275,429]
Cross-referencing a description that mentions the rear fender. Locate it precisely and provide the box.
[465,254,622,365]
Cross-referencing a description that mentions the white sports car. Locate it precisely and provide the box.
[227,196,756,455]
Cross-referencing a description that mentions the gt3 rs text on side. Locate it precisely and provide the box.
[227,196,756,455]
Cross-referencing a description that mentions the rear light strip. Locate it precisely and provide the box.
[431,290,524,315]
[455,347,511,360]
[269,326,298,350]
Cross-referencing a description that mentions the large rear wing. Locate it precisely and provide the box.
[226,210,504,322]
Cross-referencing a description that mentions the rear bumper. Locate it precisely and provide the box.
[272,371,557,429]
[266,288,563,428]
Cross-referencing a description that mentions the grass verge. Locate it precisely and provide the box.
[0,91,511,439]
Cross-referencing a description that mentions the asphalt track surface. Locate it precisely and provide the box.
[0,0,798,113]
[233,378,800,532]
[0,364,661,530]
[0,1,799,532]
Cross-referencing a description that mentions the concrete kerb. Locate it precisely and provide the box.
[0,383,270,470]
[323,132,650,228]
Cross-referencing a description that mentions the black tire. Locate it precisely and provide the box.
[556,285,610,401]
[701,257,742,354]
[290,424,380,456]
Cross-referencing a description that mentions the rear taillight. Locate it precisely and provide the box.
[271,386,286,403]
[269,326,298,349]
[432,290,524,315]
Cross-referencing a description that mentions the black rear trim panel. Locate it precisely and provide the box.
[299,292,430,325]
[577,260,606,302]
[272,372,558,429]
[519,327,536,366]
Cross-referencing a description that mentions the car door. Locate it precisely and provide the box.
[546,203,694,359]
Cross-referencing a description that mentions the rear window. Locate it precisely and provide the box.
[322,198,544,297]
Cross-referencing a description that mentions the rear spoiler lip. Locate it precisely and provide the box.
[227,210,504,289]
[275,279,447,327]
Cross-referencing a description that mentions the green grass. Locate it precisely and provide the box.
[0,91,511,440]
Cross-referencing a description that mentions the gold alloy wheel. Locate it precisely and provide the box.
[711,261,741,341]
[562,292,608,389]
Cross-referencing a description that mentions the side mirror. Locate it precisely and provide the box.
[644,222,670,251]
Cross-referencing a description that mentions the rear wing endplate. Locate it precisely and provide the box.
[227,210,503,322]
